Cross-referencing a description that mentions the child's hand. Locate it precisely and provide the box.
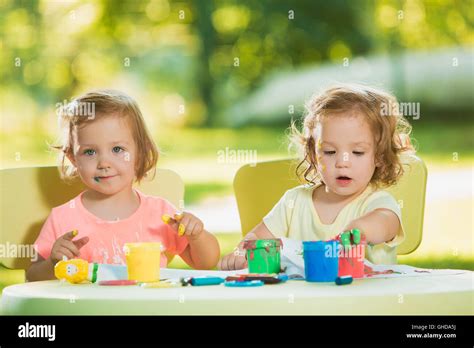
[338,228,362,250]
[49,230,89,264]
[217,247,248,270]
[162,212,204,240]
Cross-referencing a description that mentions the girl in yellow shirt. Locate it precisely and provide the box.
[218,83,415,269]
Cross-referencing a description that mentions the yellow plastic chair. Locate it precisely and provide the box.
[233,154,427,256]
[0,166,184,281]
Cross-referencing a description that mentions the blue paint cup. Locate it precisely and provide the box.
[303,241,340,282]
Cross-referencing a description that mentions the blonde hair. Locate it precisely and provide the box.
[290,83,415,189]
[53,89,159,184]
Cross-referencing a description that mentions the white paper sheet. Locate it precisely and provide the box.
[363,260,467,278]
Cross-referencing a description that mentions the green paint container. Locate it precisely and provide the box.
[243,239,282,274]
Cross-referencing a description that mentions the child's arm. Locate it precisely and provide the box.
[26,230,89,281]
[26,255,56,281]
[343,208,400,245]
[165,212,220,269]
[217,222,276,270]
[180,230,220,270]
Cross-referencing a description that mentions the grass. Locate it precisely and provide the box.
[184,182,233,205]
[3,121,473,168]
[155,126,290,157]
[1,121,473,211]
[410,121,474,158]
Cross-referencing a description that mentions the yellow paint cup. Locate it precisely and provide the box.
[123,242,161,282]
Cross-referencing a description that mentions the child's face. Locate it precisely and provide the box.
[315,111,378,197]
[68,115,137,195]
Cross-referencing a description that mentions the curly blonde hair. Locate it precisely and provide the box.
[290,83,415,189]
[52,89,159,184]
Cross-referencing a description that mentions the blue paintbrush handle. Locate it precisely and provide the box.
[190,277,225,286]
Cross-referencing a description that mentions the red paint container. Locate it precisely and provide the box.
[338,236,366,278]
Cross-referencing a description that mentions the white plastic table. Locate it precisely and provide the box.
[2,271,473,315]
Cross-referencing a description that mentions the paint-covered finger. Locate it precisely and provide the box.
[351,229,361,244]
[185,221,199,236]
[178,223,186,236]
[227,255,235,271]
[339,231,352,249]
[234,255,247,269]
[63,230,79,241]
[173,211,184,222]
[162,214,174,224]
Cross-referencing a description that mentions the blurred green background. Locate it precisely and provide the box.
[0,0,473,296]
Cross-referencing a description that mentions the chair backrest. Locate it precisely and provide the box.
[0,166,184,270]
[233,154,427,255]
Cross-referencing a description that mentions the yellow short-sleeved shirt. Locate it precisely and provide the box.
[263,183,405,264]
